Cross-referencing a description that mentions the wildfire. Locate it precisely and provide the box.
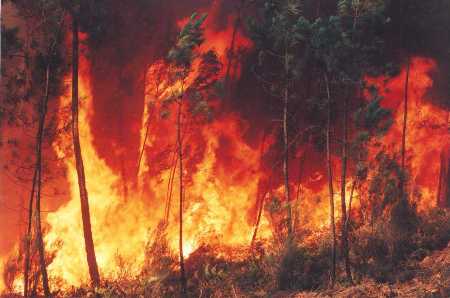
[1,2,448,294]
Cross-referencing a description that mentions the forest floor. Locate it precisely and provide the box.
[2,210,449,297]
[276,241,450,298]
[1,240,449,297]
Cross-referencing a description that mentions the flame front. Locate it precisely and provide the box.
[30,55,448,291]
[37,16,274,288]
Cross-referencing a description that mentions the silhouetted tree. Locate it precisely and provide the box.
[166,13,221,297]
[71,2,101,287]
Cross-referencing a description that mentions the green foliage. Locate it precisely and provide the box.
[167,13,207,68]
[307,5,388,80]
[355,94,392,135]
[351,224,394,282]
[248,0,304,49]
[351,88,393,181]
[368,151,404,220]
[188,50,222,120]
[163,13,221,121]
[414,209,450,252]
[247,0,307,97]
[351,208,449,283]
[192,50,222,91]
[277,243,329,290]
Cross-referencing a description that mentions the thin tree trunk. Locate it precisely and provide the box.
[24,164,38,297]
[251,189,267,249]
[324,73,336,285]
[400,56,410,200]
[72,14,100,287]
[137,117,151,176]
[35,146,50,296]
[23,24,35,295]
[224,0,244,96]
[164,150,178,224]
[294,154,305,233]
[345,179,357,230]
[340,95,352,282]
[177,93,187,297]
[283,41,293,239]
[25,64,51,297]
[437,147,449,208]
[250,131,269,249]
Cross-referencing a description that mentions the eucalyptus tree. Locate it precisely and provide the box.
[248,0,307,243]
[6,0,68,295]
[295,0,391,283]
[166,13,221,297]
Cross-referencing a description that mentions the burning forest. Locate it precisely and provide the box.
[0,0,449,297]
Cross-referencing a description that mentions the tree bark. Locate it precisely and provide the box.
[72,14,100,287]
[400,57,410,200]
[23,23,36,294]
[35,138,50,296]
[340,95,352,282]
[24,162,38,297]
[324,73,336,285]
[294,154,305,233]
[345,179,357,230]
[283,40,293,239]
[177,93,187,297]
[224,0,244,97]
[24,64,51,297]
[437,147,449,208]
[251,131,269,249]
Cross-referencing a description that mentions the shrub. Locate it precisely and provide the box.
[414,209,450,252]
[277,243,329,291]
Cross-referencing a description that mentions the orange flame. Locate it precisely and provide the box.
[366,57,449,211]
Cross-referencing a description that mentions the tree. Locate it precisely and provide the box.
[71,3,101,287]
[296,0,390,283]
[7,1,68,295]
[248,0,307,244]
[166,13,221,297]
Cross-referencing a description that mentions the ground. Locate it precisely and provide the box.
[274,241,450,298]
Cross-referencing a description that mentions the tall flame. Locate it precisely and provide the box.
[35,13,272,288]
[366,57,449,211]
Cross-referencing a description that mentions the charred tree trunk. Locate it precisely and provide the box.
[177,94,187,297]
[251,131,269,249]
[400,57,410,200]
[24,64,51,297]
[23,25,37,294]
[283,41,293,240]
[437,147,449,208]
[294,154,305,233]
[72,14,100,287]
[251,188,266,249]
[224,0,244,96]
[324,73,336,285]
[35,138,50,296]
[340,95,352,283]
[346,179,357,230]
[24,163,38,297]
